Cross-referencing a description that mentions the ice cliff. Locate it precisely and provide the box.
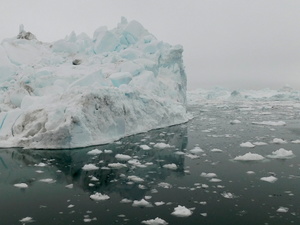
[0,18,188,149]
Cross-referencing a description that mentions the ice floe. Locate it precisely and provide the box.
[87,149,102,155]
[163,163,178,170]
[132,199,152,207]
[260,176,278,183]
[234,152,265,161]
[171,205,193,217]
[252,121,286,126]
[141,217,168,225]
[14,183,28,188]
[240,142,255,148]
[90,192,110,201]
[267,148,295,159]
[82,164,99,171]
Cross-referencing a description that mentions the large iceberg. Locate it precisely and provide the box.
[0,18,188,149]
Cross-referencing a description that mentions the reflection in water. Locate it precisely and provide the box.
[0,124,188,201]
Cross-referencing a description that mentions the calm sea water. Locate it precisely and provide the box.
[1,101,300,225]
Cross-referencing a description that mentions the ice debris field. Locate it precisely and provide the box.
[0,18,187,149]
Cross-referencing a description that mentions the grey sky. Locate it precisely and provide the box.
[1,0,300,90]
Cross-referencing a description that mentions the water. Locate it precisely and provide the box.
[1,100,300,225]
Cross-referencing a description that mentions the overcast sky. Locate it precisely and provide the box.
[1,0,300,90]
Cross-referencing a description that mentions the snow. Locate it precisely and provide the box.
[0,19,188,149]
[14,183,28,188]
[260,176,278,183]
[234,152,265,161]
[90,192,110,201]
[240,142,255,148]
[141,217,168,225]
[267,148,295,159]
[82,164,99,171]
[171,205,193,217]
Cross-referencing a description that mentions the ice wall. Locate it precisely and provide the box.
[0,18,188,149]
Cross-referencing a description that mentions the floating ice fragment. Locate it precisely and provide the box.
[163,163,178,170]
[291,139,300,144]
[108,162,127,169]
[209,178,222,182]
[221,192,236,199]
[141,217,168,225]
[153,143,172,149]
[200,213,207,217]
[128,175,144,182]
[39,178,56,183]
[158,182,172,189]
[115,154,132,161]
[171,205,193,217]
[132,199,152,207]
[140,145,151,150]
[90,192,110,201]
[253,141,267,146]
[185,153,200,159]
[120,198,132,203]
[154,201,165,206]
[189,146,204,154]
[200,172,217,178]
[14,183,28,188]
[267,148,295,159]
[252,121,286,126]
[87,149,102,155]
[230,120,241,124]
[260,176,278,183]
[246,171,255,174]
[34,162,47,167]
[68,204,74,208]
[234,152,265,161]
[65,184,73,189]
[19,217,34,223]
[272,138,287,144]
[82,164,99,171]
[210,148,223,152]
[104,150,113,154]
[277,207,288,213]
[240,142,255,148]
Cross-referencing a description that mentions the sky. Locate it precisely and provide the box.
[1,0,300,90]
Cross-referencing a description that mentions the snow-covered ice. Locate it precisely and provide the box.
[189,146,204,154]
[276,207,289,213]
[19,217,34,223]
[234,152,265,161]
[87,149,102,155]
[132,199,152,207]
[171,205,193,217]
[163,163,178,170]
[240,142,255,148]
[0,18,188,149]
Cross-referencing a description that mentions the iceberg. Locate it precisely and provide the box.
[0,18,188,149]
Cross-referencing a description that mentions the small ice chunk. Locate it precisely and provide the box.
[108,163,127,169]
[171,205,193,217]
[158,182,172,189]
[132,199,152,207]
[39,178,56,183]
[240,142,255,148]
[19,217,34,223]
[153,143,172,149]
[185,154,200,159]
[87,149,102,155]
[104,150,113,154]
[200,213,207,217]
[82,164,99,171]
[234,152,265,161]
[210,148,223,152]
[252,121,286,126]
[189,146,204,154]
[272,138,287,144]
[230,119,241,124]
[291,139,300,144]
[128,175,144,182]
[221,192,236,199]
[90,192,110,201]
[200,172,217,178]
[154,201,165,206]
[120,198,132,203]
[68,204,74,208]
[115,154,132,161]
[253,142,267,146]
[65,184,74,189]
[209,178,222,182]
[277,207,288,213]
[140,145,151,150]
[163,163,178,170]
[246,171,255,174]
[34,162,47,167]
[260,176,278,183]
[141,217,168,225]
[14,183,28,188]
[267,148,295,159]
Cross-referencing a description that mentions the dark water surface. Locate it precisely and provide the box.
[1,101,300,225]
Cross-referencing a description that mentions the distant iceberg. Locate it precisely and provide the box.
[0,18,188,149]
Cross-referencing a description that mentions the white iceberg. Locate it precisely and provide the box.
[14,183,28,188]
[171,205,193,217]
[132,199,152,207]
[141,217,168,225]
[267,148,295,159]
[90,192,110,201]
[240,142,255,148]
[0,18,187,149]
[260,176,278,183]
